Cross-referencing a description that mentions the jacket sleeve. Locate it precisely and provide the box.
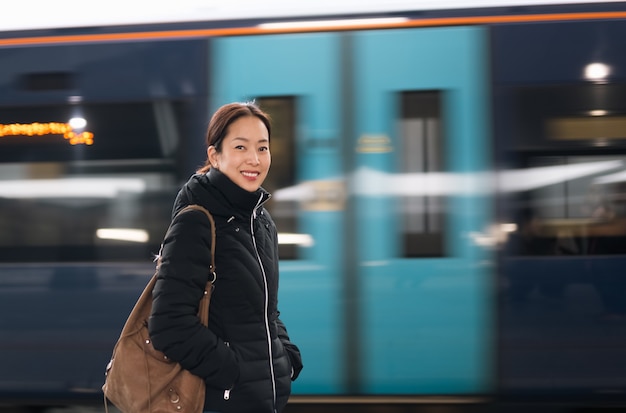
[148,208,239,388]
[276,315,303,380]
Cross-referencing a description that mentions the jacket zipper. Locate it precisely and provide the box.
[224,341,232,400]
[250,193,277,410]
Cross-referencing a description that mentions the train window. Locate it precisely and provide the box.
[513,155,626,256]
[515,83,626,149]
[0,102,174,162]
[255,97,298,260]
[399,91,446,257]
[0,100,192,263]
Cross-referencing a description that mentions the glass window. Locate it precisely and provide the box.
[0,102,172,162]
[512,155,626,256]
[0,100,193,262]
[255,97,298,260]
[398,91,445,257]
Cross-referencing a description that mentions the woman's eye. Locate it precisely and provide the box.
[259,146,269,152]
[235,145,245,150]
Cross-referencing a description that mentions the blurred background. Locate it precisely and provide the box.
[2,1,626,412]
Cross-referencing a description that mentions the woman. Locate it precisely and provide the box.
[149,102,303,413]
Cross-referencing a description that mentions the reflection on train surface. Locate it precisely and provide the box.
[2,2,626,412]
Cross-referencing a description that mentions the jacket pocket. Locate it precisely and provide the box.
[222,341,237,399]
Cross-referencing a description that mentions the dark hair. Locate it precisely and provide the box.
[197,102,272,174]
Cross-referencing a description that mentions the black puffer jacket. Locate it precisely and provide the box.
[149,169,303,413]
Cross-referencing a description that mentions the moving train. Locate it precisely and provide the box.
[2,1,626,411]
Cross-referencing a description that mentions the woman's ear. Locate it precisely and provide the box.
[207,146,218,169]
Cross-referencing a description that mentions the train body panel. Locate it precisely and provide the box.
[0,263,153,400]
[492,17,626,400]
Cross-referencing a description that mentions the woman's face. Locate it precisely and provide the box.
[208,115,271,192]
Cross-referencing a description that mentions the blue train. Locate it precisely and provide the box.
[2,2,626,411]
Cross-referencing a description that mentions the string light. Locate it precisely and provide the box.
[0,122,94,145]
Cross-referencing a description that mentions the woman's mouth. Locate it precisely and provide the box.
[241,171,259,180]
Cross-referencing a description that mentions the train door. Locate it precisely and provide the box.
[350,27,493,394]
[212,33,344,394]
[212,26,492,396]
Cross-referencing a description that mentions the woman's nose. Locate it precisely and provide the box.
[247,151,260,165]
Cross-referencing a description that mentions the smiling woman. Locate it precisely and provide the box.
[4,2,626,412]
[147,101,303,413]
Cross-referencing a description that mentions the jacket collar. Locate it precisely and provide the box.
[206,168,270,214]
